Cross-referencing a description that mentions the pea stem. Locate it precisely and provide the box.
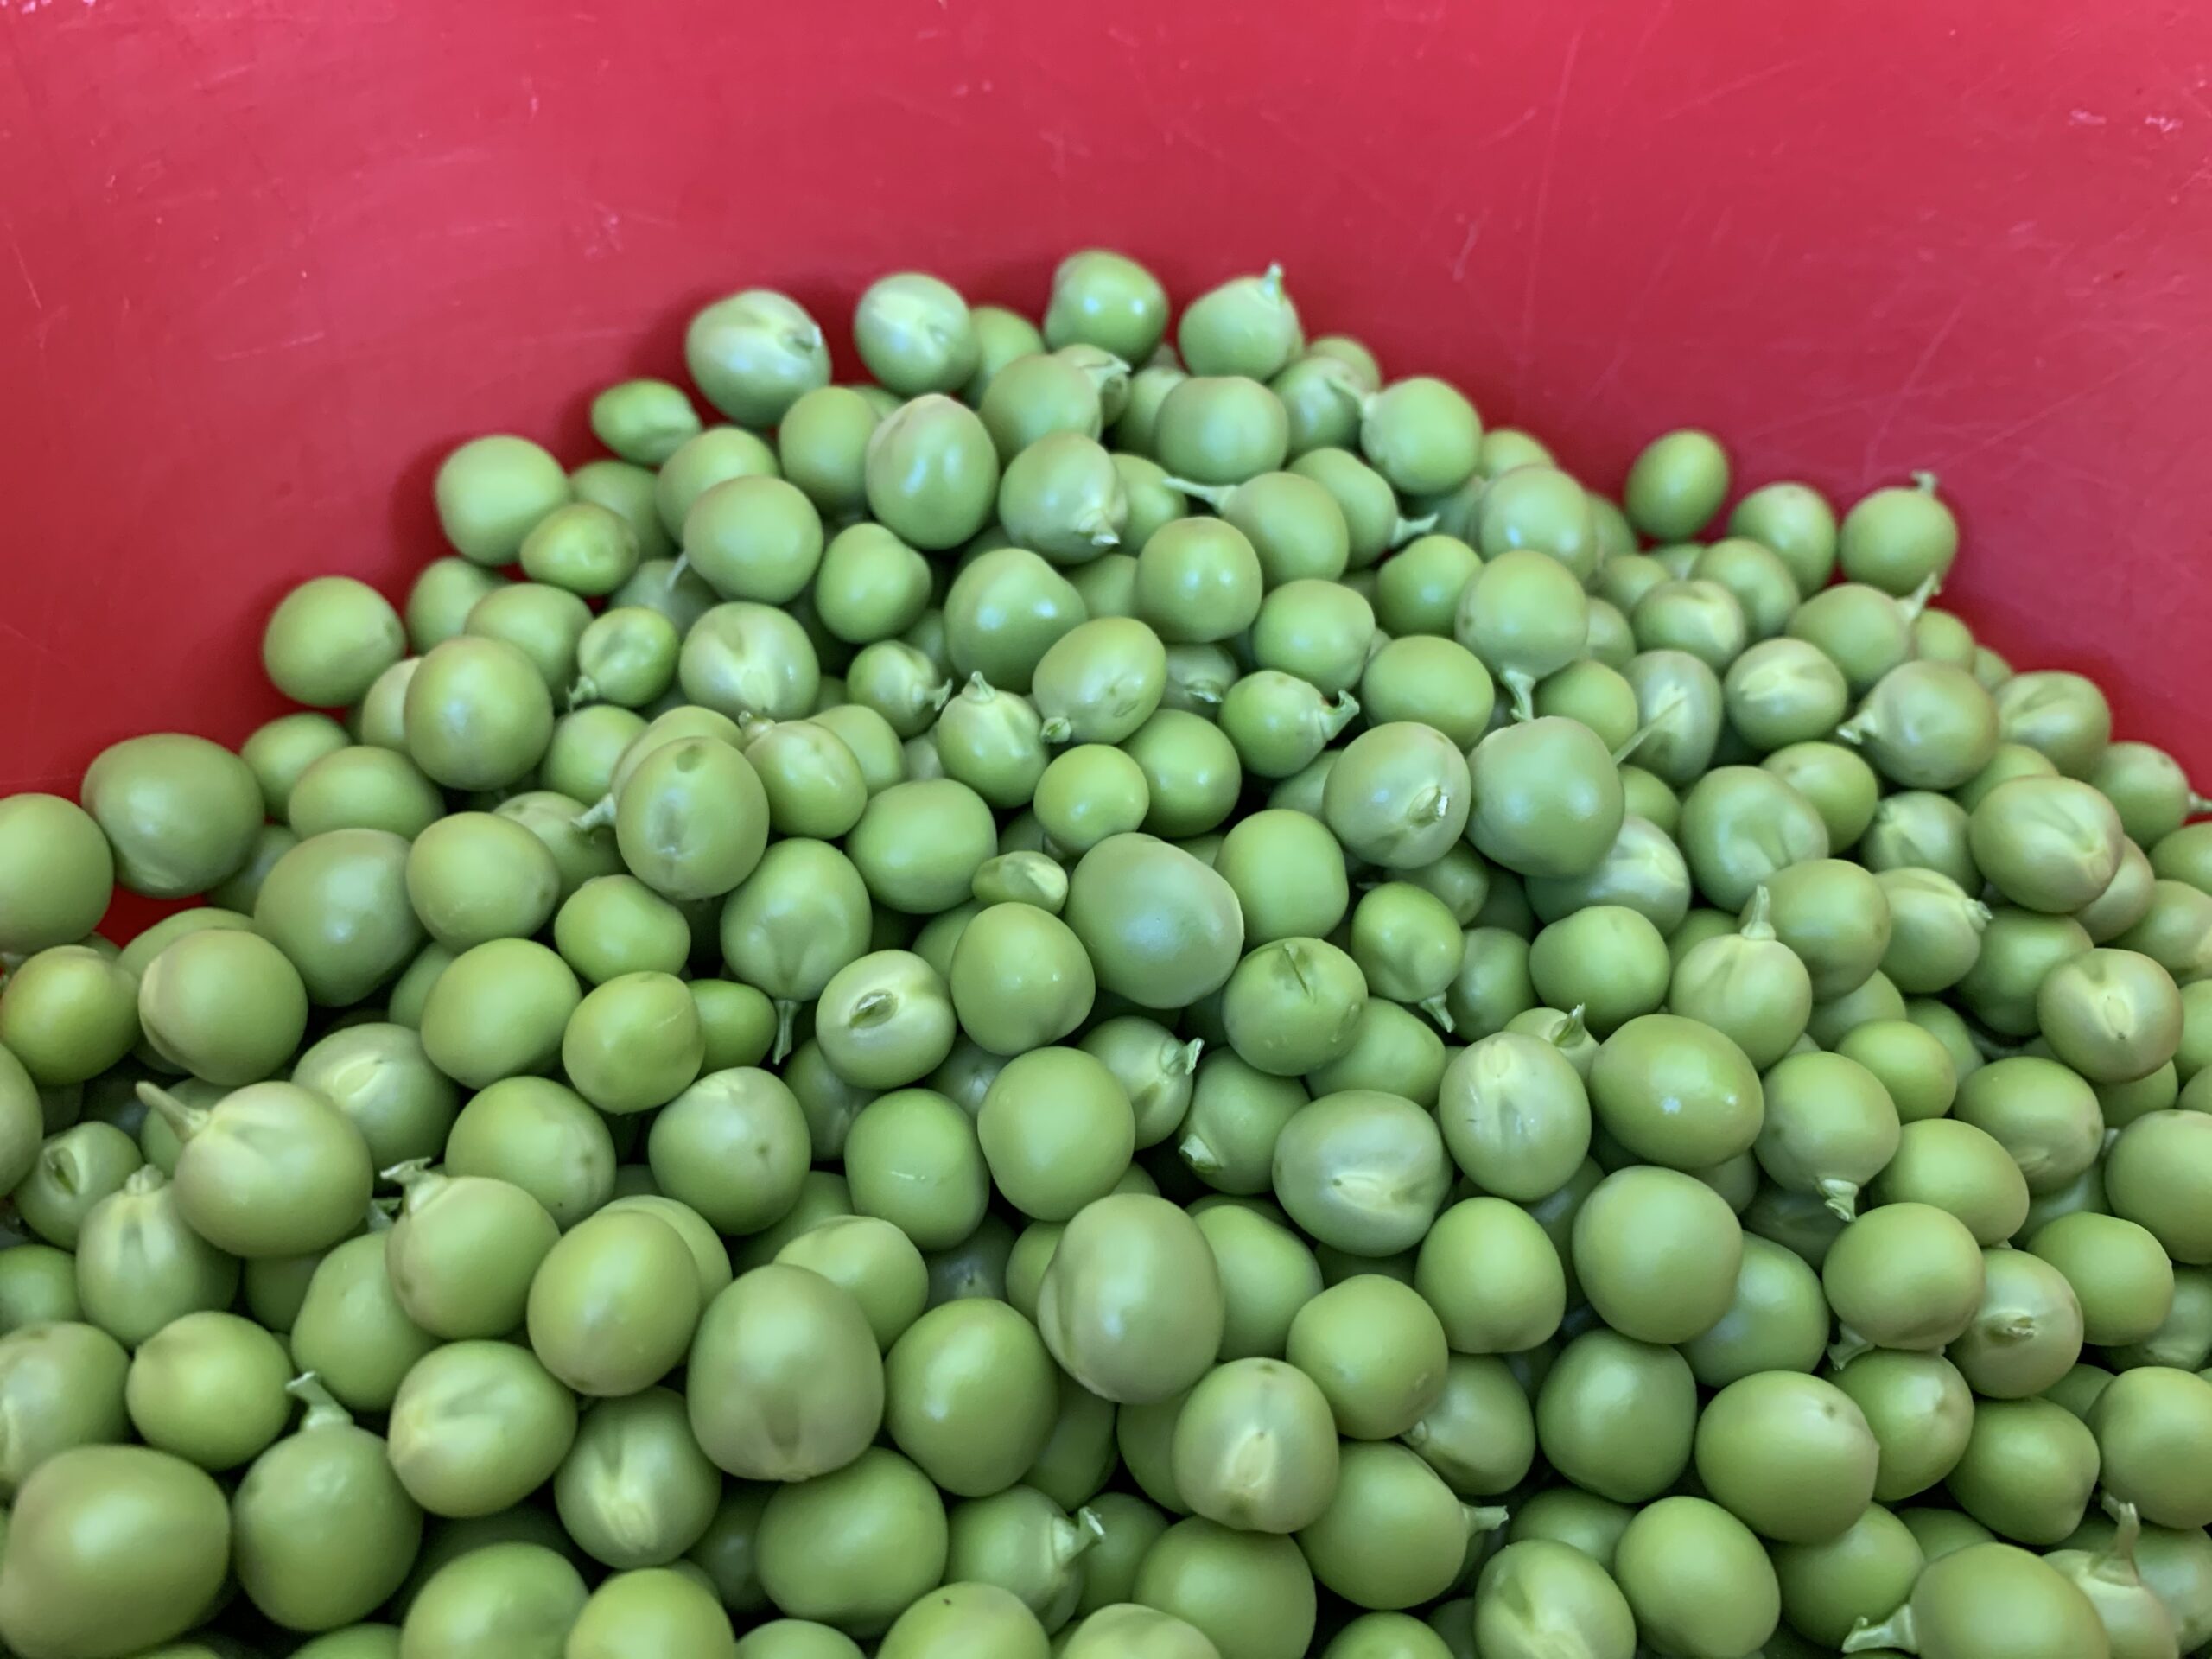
[1159,476,1231,510]
[1818,1178,1861,1223]
[135,1082,209,1143]
[1389,512,1439,548]
[285,1370,355,1432]
[1840,1607,1914,1653]
[1740,886,1777,943]
[1419,995,1457,1033]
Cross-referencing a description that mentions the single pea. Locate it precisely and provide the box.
[1154,376,1293,486]
[2104,1109,2212,1264]
[80,733,263,899]
[1473,465,1600,582]
[1828,1349,1976,1503]
[12,1120,143,1250]
[1677,764,1831,910]
[1452,549,1588,710]
[1954,1055,2105,1194]
[562,970,704,1115]
[379,1164,560,1344]
[679,601,822,723]
[443,1076,616,1229]
[1271,355,1370,457]
[400,810,562,952]
[1624,429,1728,541]
[1589,1013,1764,1169]
[1176,1050,1306,1198]
[1621,649,1726,789]
[1360,376,1480,497]
[1297,1440,1499,1612]
[2037,946,2183,1084]
[1955,907,2094,1038]
[1665,889,1815,1069]
[864,393,1001,550]
[1272,1089,1448,1256]
[977,1046,1133,1218]
[0,1443,232,1659]
[1948,1246,2085,1402]
[1823,1201,1986,1351]
[1177,264,1301,380]
[1465,716,1625,880]
[1441,925,1539,1039]
[524,1206,700,1397]
[1063,835,1244,1011]
[2093,740,2202,846]
[1526,812,1694,936]
[405,556,509,652]
[1993,668,2114,779]
[1839,474,1960,594]
[685,289,830,425]
[1036,1193,1224,1405]
[1720,638,1849,753]
[0,946,139,1089]
[854,271,979,397]
[1045,250,1167,364]
[755,1446,950,1637]
[1218,671,1359,779]
[230,1376,424,1632]
[143,1077,372,1258]
[435,434,571,564]
[1680,1232,1830,1389]
[1535,1329,1697,1503]
[2113,876,2212,978]
[575,456,677,563]
[263,573,408,709]
[397,1541,588,1659]
[841,1088,990,1251]
[539,704,647,803]
[1945,1395,2101,1545]
[517,500,641,599]
[1870,1117,2029,1246]
[1528,906,1669,1037]
[588,376,701,466]
[0,1243,80,1333]
[1755,1049,1902,1221]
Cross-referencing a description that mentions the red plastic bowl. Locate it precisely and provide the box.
[4,0,2209,809]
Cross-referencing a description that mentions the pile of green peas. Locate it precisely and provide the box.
[3,250,2212,1659]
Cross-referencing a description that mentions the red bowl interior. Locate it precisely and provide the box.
[4,0,2209,810]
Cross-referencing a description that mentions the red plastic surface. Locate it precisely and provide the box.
[3,0,2209,796]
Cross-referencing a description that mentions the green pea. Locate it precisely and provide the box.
[679,601,822,724]
[977,1046,1133,1218]
[0,1443,232,1659]
[1178,265,1301,379]
[1621,649,1725,789]
[1474,465,1600,582]
[406,556,509,652]
[1297,1441,1498,1612]
[81,733,262,899]
[1361,377,1480,497]
[1372,537,1478,643]
[1823,1201,1986,1351]
[1155,377,1292,486]
[575,457,677,563]
[435,434,571,564]
[443,1076,615,1229]
[516,501,642,599]
[685,289,829,426]
[562,970,704,1114]
[525,1207,700,1397]
[842,1088,989,1252]
[397,1541,588,1659]
[1624,429,1729,542]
